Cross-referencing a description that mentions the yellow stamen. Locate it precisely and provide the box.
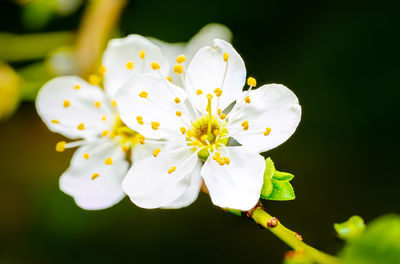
[111,100,117,107]
[83,153,90,159]
[101,130,109,137]
[165,76,172,82]
[104,157,113,165]
[94,101,101,108]
[213,130,220,136]
[126,61,134,70]
[153,148,161,157]
[138,135,145,144]
[223,157,230,165]
[136,116,144,125]
[55,141,66,152]
[98,65,106,75]
[174,97,181,104]
[121,145,129,152]
[180,127,186,134]
[220,113,226,120]
[214,87,222,97]
[245,96,251,104]
[74,84,81,90]
[151,121,160,130]
[196,89,203,95]
[63,100,71,108]
[174,64,183,74]
[89,74,101,86]
[223,52,229,62]
[241,121,249,130]
[51,119,59,124]
[168,166,176,174]
[139,50,145,59]
[264,127,272,136]
[247,77,257,87]
[109,130,116,139]
[151,62,160,70]
[77,123,85,130]
[218,158,226,166]
[176,55,186,63]
[176,111,182,117]
[206,94,214,142]
[139,91,148,98]
[91,173,99,180]
[101,115,107,121]
[217,109,222,116]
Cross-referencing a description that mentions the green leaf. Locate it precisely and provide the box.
[261,158,295,201]
[339,214,400,264]
[334,215,365,241]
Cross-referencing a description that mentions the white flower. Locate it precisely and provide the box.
[116,39,302,211]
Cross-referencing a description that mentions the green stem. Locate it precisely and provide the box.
[251,208,340,264]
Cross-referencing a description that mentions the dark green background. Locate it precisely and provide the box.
[1,0,399,263]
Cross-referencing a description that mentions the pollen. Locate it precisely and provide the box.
[176,55,186,63]
[104,157,113,165]
[55,141,66,152]
[139,91,148,98]
[74,84,81,90]
[98,65,106,75]
[139,50,145,59]
[126,61,134,70]
[111,100,117,107]
[63,100,71,108]
[101,130,109,137]
[165,76,172,82]
[218,158,226,165]
[174,97,181,104]
[196,89,203,95]
[94,101,101,108]
[102,115,107,121]
[138,135,145,144]
[51,119,59,124]
[180,127,186,134]
[151,62,160,70]
[121,145,129,152]
[220,113,226,120]
[174,64,183,74]
[77,123,85,130]
[151,121,160,130]
[264,127,272,136]
[176,111,182,117]
[153,148,161,157]
[245,96,251,104]
[136,116,144,125]
[91,173,100,180]
[83,153,90,159]
[168,166,176,174]
[89,74,101,86]
[223,52,229,62]
[247,77,257,87]
[214,88,222,97]
[223,157,230,165]
[241,121,249,130]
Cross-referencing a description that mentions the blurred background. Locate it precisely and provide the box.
[1,0,399,263]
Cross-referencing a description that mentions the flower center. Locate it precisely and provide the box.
[111,116,142,148]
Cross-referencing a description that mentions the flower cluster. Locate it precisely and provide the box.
[36,24,301,211]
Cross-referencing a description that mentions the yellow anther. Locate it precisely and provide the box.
[63,100,71,108]
[214,87,222,97]
[89,74,101,86]
[207,94,213,100]
[139,91,148,98]
[174,97,181,104]
[186,130,194,138]
[98,65,106,75]
[223,52,229,62]
[223,157,230,165]
[220,113,226,120]
[91,173,99,180]
[165,76,172,82]
[77,123,85,130]
[94,101,101,108]
[176,111,182,117]
[245,96,251,104]
[51,119,59,124]
[264,127,272,136]
[196,89,203,95]
[121,145,129,152]
[109,130,116,139]
[126,61,134,70]
[139,50,145,59]
[136,116,144,125]
[101,115,107,122]
[247,77,257,87]
[180,127,186,134]
[241,121,249,130]
[174,64,183,74]
[168,166,176,174]
[74,84,81,90]
[111,100,117,107]
[151,121,160,130]
[55,141,66,152]
[176,55,186,63]
[151,62,160,70]
[218,158,226,166]
[83,153,90,159]
[217,109,222,116]
[153,148,161,157]
[104,157,113,165]
[213,130,220,136]
[138,135,145,144]
[101,130,109,137]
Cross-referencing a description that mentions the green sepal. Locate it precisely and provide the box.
[261,158,295,201]
[225,208,242,216]
[334,215,365,241]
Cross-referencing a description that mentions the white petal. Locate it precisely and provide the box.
[228,84,301,153]
[36,76,115,140]
[102,35,169,97]
[148,37,185,67]
[59,140,128,210]
[122,144,200,209]
[185,39,246,115]
[116,74,195,140]
[131,139,167,162]
[201,146,265,211]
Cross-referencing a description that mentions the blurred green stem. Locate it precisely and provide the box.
[0,32,75,62]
